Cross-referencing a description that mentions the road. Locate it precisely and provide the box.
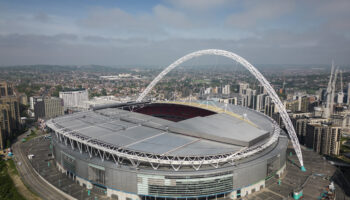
[12,128,69,200]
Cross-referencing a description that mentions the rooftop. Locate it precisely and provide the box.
[51,102,275,156]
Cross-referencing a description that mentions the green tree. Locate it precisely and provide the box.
[19,103,29,118]
[0,158,26,200]
[52,85,63,97]
[101,88,107,96]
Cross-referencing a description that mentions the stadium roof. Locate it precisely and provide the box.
[168,113,269,147]
[52,103,273,156]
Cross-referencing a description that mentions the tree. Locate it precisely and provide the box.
[19,103,29,118]
[101,88,107,96]
[0,158,26,200]
[6,139,10,149]
[52,85,63,97]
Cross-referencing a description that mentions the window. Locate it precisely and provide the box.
[111,194,118,200]
[88,164,106,185]
[61,151,76,173]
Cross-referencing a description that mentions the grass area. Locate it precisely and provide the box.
[340,137,350,161]
[0,158,26,200]
[24,129,38,142]
[326,154,350,164]
[341,145,350,153]
[337,155,350,164]
[340,142,350,155]
[7,159,19,175]
[341,137,348,143]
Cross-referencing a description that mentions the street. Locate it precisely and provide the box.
[12,128,69,200]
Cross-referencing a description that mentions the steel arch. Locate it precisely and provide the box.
[137,49,305,169]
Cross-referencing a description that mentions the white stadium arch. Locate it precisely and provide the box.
[137,49,305,171]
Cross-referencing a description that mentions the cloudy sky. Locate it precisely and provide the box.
[0,0,349,66]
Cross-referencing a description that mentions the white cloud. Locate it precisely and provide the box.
[153,5,192,29]
[78,7,165,38]
[165,0,231,11]
[0,13,79,35]
[226,1,295,28]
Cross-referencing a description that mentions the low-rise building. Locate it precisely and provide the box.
[34,97,64,120]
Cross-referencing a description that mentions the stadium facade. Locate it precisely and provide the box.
[46,101,287,200]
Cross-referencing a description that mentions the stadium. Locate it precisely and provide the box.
[46,100,288,200]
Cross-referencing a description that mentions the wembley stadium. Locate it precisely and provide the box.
[46,100,288,200]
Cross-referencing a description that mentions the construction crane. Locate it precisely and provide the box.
[330,68,339,116]
[340,70,343,93]
[323,62,335,118]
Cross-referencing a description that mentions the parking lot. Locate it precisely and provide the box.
[23,136,109,200]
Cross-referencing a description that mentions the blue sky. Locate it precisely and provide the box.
[0,0,349,66]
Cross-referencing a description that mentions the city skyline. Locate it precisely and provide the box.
[0,0,350,66]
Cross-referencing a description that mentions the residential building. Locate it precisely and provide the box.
[34,97,64,120]
[82,96,122,110]
[285,99,299,113]
[239,83,249,95]
[284,95,310,113]
[299,96,310,113]
[29,96,43,110]
[305,123,341,156]
[219,97,237,105]
[265,103,276,118]
[290,113,323,145]
[18,94,28,105]
[222,84,231,95]
[337,92,344,104]
[257,84,267,95]
[204,87,212,95]
[255,94,267,112]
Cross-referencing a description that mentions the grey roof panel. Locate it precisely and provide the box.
[168,113,269,147]
[117,126,163,140]
[104,120,135,128]
[100,122,126,131]
[169,139,243,156]
[98,134,135,146]
[57,120,87,130]
[127,133,195,154]
[77,126,115,138]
